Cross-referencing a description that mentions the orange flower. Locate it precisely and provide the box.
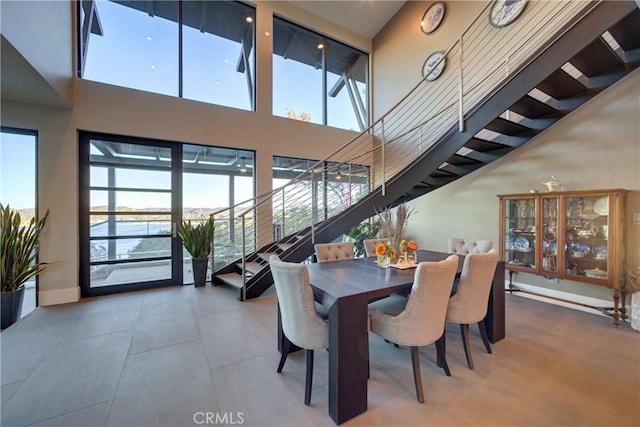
[407,240,419,251]
[389,247,397,260]
[375,243,388,256]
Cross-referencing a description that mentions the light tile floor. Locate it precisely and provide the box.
[1,285,639,426]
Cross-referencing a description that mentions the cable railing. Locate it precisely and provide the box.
[210,0,596,295]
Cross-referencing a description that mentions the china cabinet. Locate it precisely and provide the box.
[498,189,628,326]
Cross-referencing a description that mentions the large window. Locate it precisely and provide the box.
[273,17,369,132]
[78,0,256,110]
[0,128,38,315]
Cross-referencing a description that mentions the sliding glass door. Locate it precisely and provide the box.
[80,134,181,296]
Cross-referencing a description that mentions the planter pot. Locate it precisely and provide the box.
[192,257,209,287]
[1,286,25,329]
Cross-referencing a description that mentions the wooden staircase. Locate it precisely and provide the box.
[214,2,640,300]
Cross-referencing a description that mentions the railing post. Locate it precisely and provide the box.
[348,162,352,207]
[311,170,317,244]
[381,118,386,196]
[241,213,247,301]
[210,214,216,277]
[281,187,286,238]
[458,34,465,133]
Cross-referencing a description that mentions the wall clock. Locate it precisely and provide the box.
[422,51,446,81]
[489,0,528,28]
[420,2,446,35]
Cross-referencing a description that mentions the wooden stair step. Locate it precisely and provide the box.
[216,272,245,290]
[237,261,264,275]
[257,252,277,262]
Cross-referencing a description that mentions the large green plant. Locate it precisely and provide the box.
[1,204,49,293]
[344,220,380,258]
[177,217,215,258]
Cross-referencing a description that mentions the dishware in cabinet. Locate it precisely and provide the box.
[500,196,537,271]
[499,189,627,326]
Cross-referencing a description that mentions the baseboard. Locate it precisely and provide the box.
[507,281,627,318]
[38,287,81,306]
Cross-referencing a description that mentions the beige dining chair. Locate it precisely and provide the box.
[314,241,355,263]
[368,255,458,403]
[363,238,388,257]
[448,238,493,255]
[269,255,329,405]
[445,249,499,370]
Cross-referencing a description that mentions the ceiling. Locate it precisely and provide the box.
[289,1,406,38]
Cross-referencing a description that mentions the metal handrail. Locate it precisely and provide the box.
[208,0,595,297]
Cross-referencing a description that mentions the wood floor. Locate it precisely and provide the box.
[1,284,638,426]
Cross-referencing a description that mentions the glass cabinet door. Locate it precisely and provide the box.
[564,194,609,280]
[504,197,536,270]
[540,196,559,275]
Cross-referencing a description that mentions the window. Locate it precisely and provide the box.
[273,17,369,131]
[79,0,256,110]
[0,127,38,315]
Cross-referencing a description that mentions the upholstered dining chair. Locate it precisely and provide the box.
[363,238,388,257]
[269,255,329,405]
[314,241,355,263]
[368,255,458,403]
[445,249,499,370]
[448,238,493,255]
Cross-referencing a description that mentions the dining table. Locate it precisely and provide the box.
[277,250,505,425]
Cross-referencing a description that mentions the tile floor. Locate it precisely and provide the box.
[1,284,639,426]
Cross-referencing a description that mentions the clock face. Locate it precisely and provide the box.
[489,0,528,28]
[421,2,446,35]
[422,51,446,81]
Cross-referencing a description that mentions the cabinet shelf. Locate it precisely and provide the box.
[499,189,627,327]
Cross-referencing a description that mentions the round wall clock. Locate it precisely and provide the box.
[489,0,528,28]
[420,2,446,35]
[422,51,446,81]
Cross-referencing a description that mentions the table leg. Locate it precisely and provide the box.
[485,261,505,343]
[328,294,369,424]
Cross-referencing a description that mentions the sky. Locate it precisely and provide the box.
[0,132,36,210]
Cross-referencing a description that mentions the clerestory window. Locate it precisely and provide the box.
[78,0,256,111]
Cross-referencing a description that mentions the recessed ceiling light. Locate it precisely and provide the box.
[317,43,324,49]
[146,36,152,41]
[265,31,270,37]
[150,64,156,69]
[246,16,253,23]
[224,59,229,63]
[216,81,221,85]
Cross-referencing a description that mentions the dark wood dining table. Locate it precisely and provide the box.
[277,250,505,425]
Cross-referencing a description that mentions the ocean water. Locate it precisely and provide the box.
[90,222,172,260]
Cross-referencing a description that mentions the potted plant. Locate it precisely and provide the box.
[177,216,215,287]
[345,220,380,258]
[1,204,49,329]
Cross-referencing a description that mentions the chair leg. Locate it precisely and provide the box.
[410,346,425,403]
[460,324,474,370]
[478,320,492,354]
[304,349,314,406]
[435,333,451,377]
[277,338,291,373]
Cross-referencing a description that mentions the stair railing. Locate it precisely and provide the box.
[210,0,598,296]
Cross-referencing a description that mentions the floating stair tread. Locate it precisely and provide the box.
[608,9,640,52]
[484,117,535,136]
[216,273,244,290]
[509,95,560,119]
[447,153,482,166]
[537,69,588,100]
[464,137,512,153]
[277,242,294,251]
[570,38,624,78]
[257,252,277,262]
[236,261,264,275]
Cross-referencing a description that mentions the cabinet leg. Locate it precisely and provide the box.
[507,270,515,292]
[620,288,628,321]
[611,289,621,327]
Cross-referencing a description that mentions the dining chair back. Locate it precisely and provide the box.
[368,255,458,403]
[314,241,355,263]
[269,255,329,405]
[445,249,499,370]
[363,238,388,257]
[448,238,493,255]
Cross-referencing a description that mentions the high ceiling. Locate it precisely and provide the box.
[290,1,405,38]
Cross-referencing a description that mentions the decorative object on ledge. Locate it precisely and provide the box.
[422,51,447,81]
[420,2,446,35]
[376,202,416,256]
[489,0,528,28]
[542,175,564,192]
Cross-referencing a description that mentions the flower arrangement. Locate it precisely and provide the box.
[375,202,416,254]
[399,239,419,254]
[375,241,396,267]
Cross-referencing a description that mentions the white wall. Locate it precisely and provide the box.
[373,1,640,302]
[0,1,370,304]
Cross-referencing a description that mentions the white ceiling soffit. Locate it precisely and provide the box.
[288,1,406,39]
[0,36,70,109]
